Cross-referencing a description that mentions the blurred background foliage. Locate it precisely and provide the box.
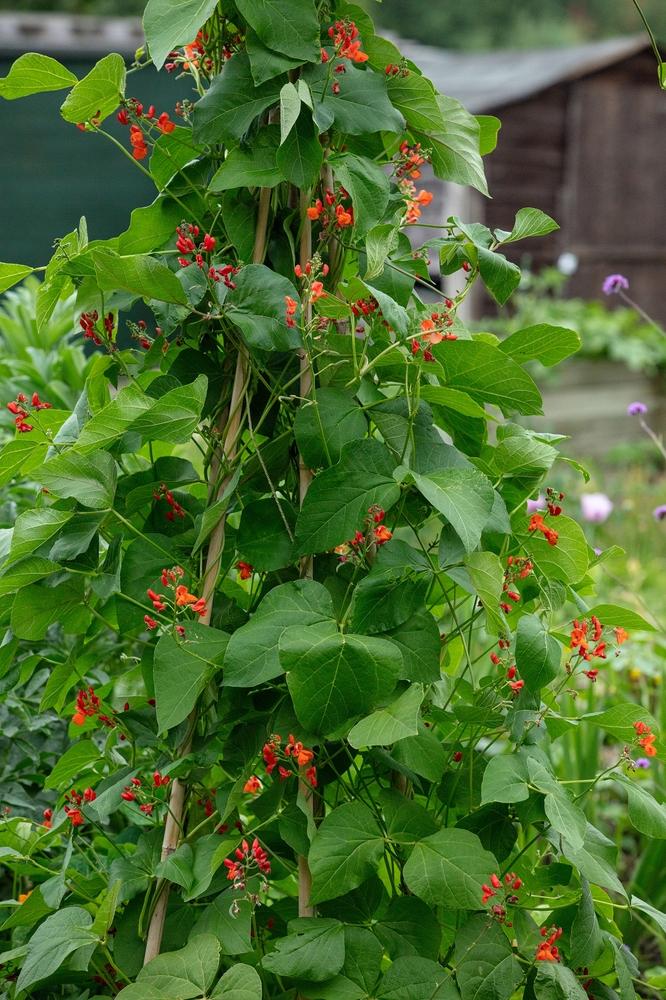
[2,0,665,50]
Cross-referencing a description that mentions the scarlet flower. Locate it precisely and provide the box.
[65,807,84,827]
[374,525,392,545]
[452,751,463,763]
[236,561,253,580]
[536,926,562,962]
[506,665,517,680]
[140,803,154,814]
[307,200,323,220]
[481,883,496,904]
[120,789,136,802]
[153,772,170,787]
[243,775,262,794]
[335,203,353,227]
[305,765,317,788]
[144,615,158,630]
[83,787,96,802]
[158,111,175,133]
[117,109,129,125]
[175,584,198,606]
[202,233,216,251]
[615,626,629,644]
[310,280,326,302]
[509,679,524,693]
[490,653,501,666]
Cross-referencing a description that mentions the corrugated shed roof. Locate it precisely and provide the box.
[0,13,649,112]
[386,33,649,112]
[0,13,143,56]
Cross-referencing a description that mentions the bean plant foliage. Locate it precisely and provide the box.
[0,2,663,998]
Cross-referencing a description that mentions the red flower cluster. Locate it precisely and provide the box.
[528,512,558,547]
[153,482,185,522]
[351,296,379,321]
[490,641,524,694]
[6,392,52,433]
[413,309,457,361]
[120,776,143,802]
[262,733,317,788]
[285,296,298,328]
[63,787,96,828]
[536,926,563,962]
[72,686,100,726]
[634,720,658,757]
[236,561,254,581]
[79,310,114,348]
[335,508,393,562]
[129,318,164,353]
[499,555,533,613]
[175,223,238,286]
[481,871,523,924]
[327,20,368,63]
[145,566,207,625]
[400,180,433,224]
[568,617,628,681]
[396,141,428,180]
[307,188,354,228]
[223,837,271,890]
[243,775,263,794]
[164,31,216,74]
[117,99,176,160]
[71,686,117,729]
[545,486,564,516]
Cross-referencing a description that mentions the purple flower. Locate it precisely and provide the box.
[602,274,629,295]
[635,758,651,769]
[653,504,666,522]
[526,496,545,514]
[627,401,647,416]
[580,493,613,524]
[593,547,603,556]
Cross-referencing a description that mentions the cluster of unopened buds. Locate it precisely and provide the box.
[481,871,522,924]
[144,565,207,630]
[6,392,52,433]
[63,787,96,828]
[499,555,533,613]
[307,187,354,229]
[117,98,176,160]
[536,925,563,962]
[633,720,658,757]
[153,482,185,522]
[120,772,170,815]
[568,617,628,681]
[223,837,271,893]
[79,309,115,349]
[400,179,433,224]
[490,638,525,695]
[129,318,165,353]
[385,62,410,78]
[395,140,428,180]
[261,733,317,788]
[334,506,392,563]
[322,20,368,87]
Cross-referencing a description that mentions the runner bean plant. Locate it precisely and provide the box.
[0,1,663,997]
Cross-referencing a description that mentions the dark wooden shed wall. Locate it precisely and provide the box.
[480,50,666,322]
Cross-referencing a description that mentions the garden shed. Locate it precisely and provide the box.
[398,34,666,322]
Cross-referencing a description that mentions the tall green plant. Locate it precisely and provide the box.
[0,3,663,997]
